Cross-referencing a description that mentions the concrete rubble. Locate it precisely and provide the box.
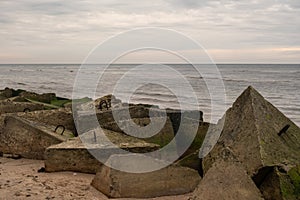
[75,104,206,159]
[91,154,201,198]
[1,86,299,199]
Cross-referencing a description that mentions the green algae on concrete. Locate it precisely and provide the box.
[259,166,300,200]
[287,165,300,198]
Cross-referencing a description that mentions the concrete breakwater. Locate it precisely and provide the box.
[0,86,299,199]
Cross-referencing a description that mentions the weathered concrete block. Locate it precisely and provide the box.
[165,108,203,135]
[255,165,300,200]
[91,154,201,198]
[101,117,175,147]
[45,138,102,174]
[0,101,45,115]
[76,105,203,134]
[202,86,300,176]
[15,108,76,136]
[0,116,67,159]
[192,152,264,200]
[45,129,160,173]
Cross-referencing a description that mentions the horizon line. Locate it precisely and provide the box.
[0,63,299,65]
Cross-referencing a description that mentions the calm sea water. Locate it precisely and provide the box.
[0,64,299,125]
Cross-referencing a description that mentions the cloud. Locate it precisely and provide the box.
[0,0,299,63]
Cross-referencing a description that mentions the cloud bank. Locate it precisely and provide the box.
[0,0,299,63]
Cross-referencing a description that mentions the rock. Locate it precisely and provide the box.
[0,88,14,99]
[44,128,160,173]
[91,154,201,198]
[0,116,68,159]
[256,165,300,200]
[202,86,300,176]
[191,151,264,200]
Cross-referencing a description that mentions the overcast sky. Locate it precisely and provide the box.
[0,0,299,63]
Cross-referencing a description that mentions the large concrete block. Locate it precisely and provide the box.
[75,105,204,155]
[45,129,160,173]
[0,116,67,159]
[45,138,102,174]
[0,101,45,115]
[75,106,160,133]
[15,108,76,136]
[91,154,201,198]
[202,86,300,176]
[101,117,175,147]
[75,105,203,134]
[192,150,264,200]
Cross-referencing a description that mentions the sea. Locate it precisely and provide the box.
[0,64,299,126]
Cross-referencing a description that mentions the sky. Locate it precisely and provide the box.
[0,0,299,64]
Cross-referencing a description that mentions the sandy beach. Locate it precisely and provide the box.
[0,157,191,200]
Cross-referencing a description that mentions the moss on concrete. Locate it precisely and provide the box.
[50,99,71,107]
[287,165,300,197]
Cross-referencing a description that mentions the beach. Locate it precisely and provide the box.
[0,157,191,200]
